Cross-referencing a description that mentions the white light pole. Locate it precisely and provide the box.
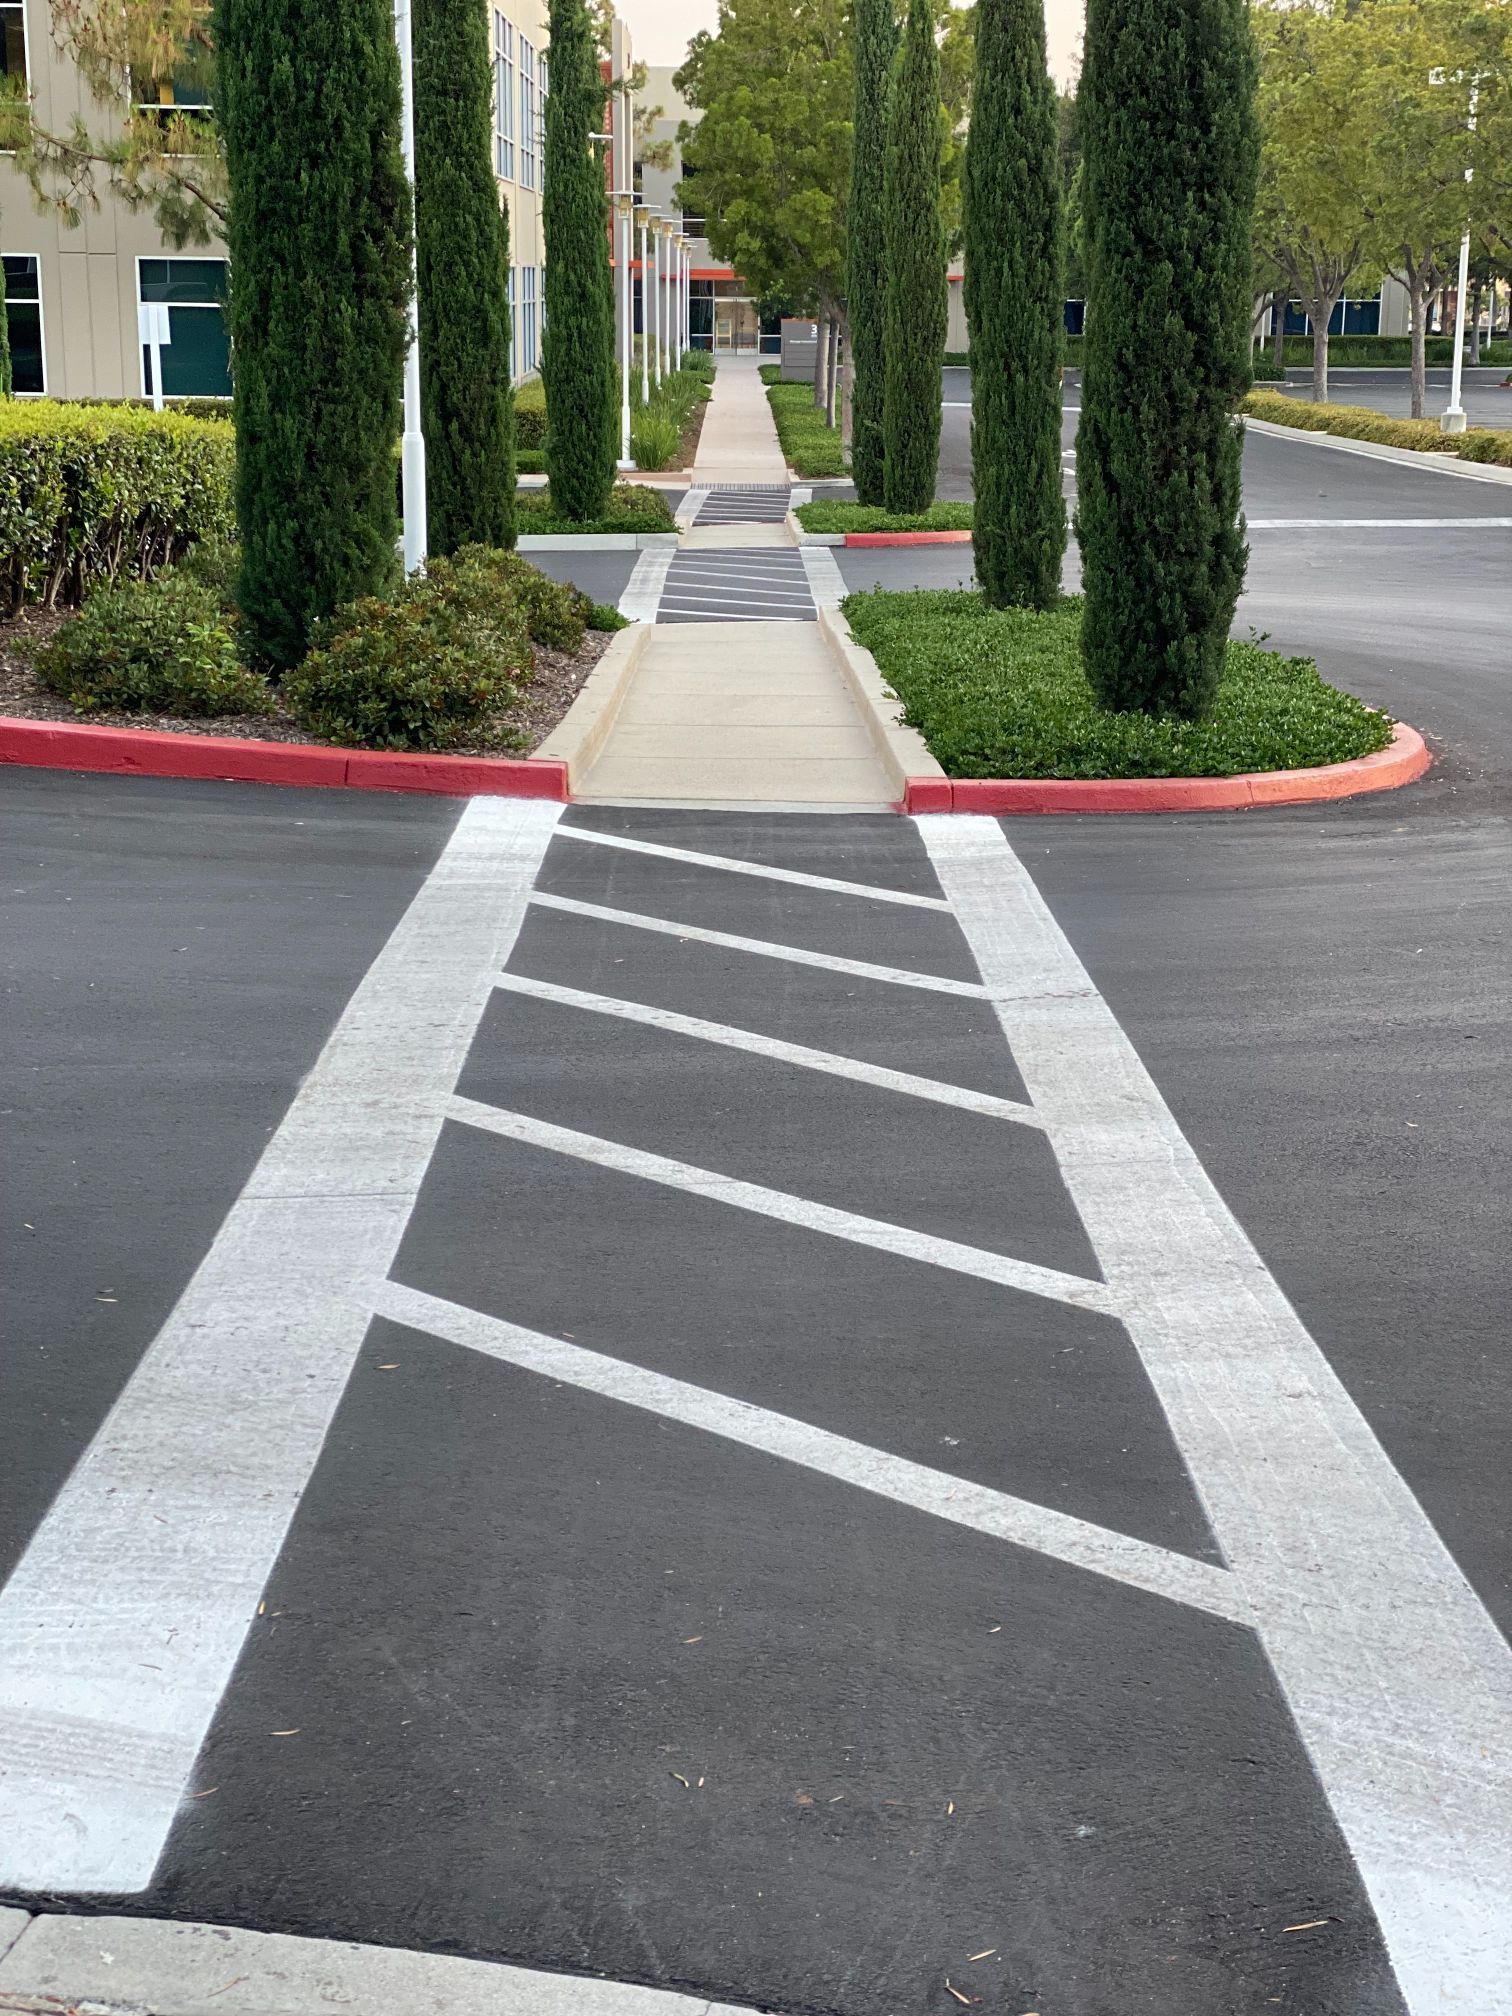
[635,205,653,401]
[651,218,664,387]
[658,219,672,377]
[393,0,427,573]
[615,191,634,466]
[1433,67,1486,436]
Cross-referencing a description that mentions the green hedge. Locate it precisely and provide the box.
[1242,389,1512,466]
[515,377,548,450]
[759,369,846,477]
[0,403,235,612]
[1277,333,1512,368]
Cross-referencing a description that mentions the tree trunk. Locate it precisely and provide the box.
[840,305,855,448]
[825,315,840,428]
[1469,279,1483,366]
[1271,294,1287,371]
[813,312,831,411]
[1297,294,1340,402]
[1409,280,1430,419]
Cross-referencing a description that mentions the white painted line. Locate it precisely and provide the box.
[0,1909,724,2016]
[918,814,1512,2016]
[618,545,675,623]
[493,970,1042,1124]
[673,485,710,532]
[380,1282,1243,1622]
[528,890,990,997]
[552,822,952,909]
[799,544,848,608]
[0,799,563,1895]
[447,1097,1114,1314]
[1247,517,1512,529]
[659,585,816,607]
[659,612,811,624]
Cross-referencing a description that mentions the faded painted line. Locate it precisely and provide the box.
[618,546,675,623]
[919,814,1512,2016]
[492,970,1042,1124]
[552,823,952,909]
[379,1282,1244,1623]
[528,890,989,997]
[0,799,564,1895]
[798,545,848,608]
[447,1097,1114,1315]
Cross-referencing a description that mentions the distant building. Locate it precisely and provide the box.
[631,63,758,352]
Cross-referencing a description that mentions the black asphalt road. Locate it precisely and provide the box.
[1277,366,1512,430]
[4,765,1508,2014]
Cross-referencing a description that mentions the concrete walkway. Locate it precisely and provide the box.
[692,354,791,485]
[577,361,886,806]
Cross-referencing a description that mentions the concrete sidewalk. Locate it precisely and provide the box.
[692,355,791,485]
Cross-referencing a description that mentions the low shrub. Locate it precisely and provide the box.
[630,409,681,470]
[760,375,846,477]
[287,561,532,752]
[1453,428,1512,467]
[516,483,675,535]
[796,499,973,533]
[680,349,716,381]
[0,402,235,611]
[68,396,235,423]
[514,376,548,451]
[1242,389,1512,464]
[588,601,629,631]
[842,590,1392,778]
[27,569,271,718]
[437,546,591,653]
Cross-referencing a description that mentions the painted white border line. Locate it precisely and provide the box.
[553,823,951,909]
[529,891,987,997]
[919,814,1512,2016]
[0,800,564,1896]
[380,1282,1243,1622]
[1247,516,1512,529]
[493,970,1042,1125]
[798,544,848,609]
[447,1097,1112,1314]
[0,1911,749,2016]
[618,546,676,623]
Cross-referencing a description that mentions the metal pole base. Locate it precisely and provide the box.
[1439,408,1468,435]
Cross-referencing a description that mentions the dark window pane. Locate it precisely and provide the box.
[142,303,230,397]
[0,8,26,83]
[139,258,225,306]
[7,301,43,393]
[3,254,39,302]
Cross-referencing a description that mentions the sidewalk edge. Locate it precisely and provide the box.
[815,604,947,803]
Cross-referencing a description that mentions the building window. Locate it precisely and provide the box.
[138,258,231,398]
[537,55,547,189]
[3,255,43,392]
[493,11,514,180]
[520,265,537,374]
[0,1,27,87]
[508,266,518,381]
[519,38,536,190]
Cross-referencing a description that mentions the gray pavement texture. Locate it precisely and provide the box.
[1278,366,1512,430]
[0,403,1508,2016]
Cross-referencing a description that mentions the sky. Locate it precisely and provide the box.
[616,0,1084,86]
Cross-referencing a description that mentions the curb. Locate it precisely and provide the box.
[534,621,651,789]
[815,604,948,805]
[843,529,973,547]
[517,532,680,552]
[902,723,1431,814]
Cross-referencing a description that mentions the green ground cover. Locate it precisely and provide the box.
[515,484,675,535]
[758,366,847,477]
[842,590,1393,778]
[796,499,973,533]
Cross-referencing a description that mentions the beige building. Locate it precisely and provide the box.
[0,0,548,401]
[633,64,755,351]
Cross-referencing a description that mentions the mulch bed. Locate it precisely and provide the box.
[0,607,614,758]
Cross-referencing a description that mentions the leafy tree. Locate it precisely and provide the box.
[1077,0,1259,718]
[883,0,946,515]
[964,0,1064,608]
[414,0,515,552]
[218,0,411,671]
[10,0,224,246]
[849,0,895,505]
[542,0,616,519]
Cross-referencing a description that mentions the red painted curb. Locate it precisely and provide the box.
[0,716,569,799]
[844,529,974,547]
[904,723,1430,815]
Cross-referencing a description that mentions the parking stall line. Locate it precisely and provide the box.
[527,891,991,995]
[0,799,564,1896]
[919,813,1512,2016]
[376,1280,1245,1623]
[446,1097,1114,1315]
[492,970,1044,1123]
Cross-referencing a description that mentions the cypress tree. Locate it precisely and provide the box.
[849,0,895,508]
[542,0,616,521]
[963,0,1064,609]
[1076,0,1259,717]
[217,0,411,673]
[414,0,515,553]
[882,0,946,517]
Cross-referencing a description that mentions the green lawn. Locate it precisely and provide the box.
[758,366,847,478]
[842,590,1393,779]
[795,499,973,533]
[515,484,675,536]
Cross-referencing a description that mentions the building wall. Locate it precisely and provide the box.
[488,0,550,381]
[0,0,547,401]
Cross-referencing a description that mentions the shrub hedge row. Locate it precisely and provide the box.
[1241,388,1512,466]
[0,403,235,612]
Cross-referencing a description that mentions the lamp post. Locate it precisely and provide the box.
[634,205,653,400]
[1432,66,1486,436]
[614,191,634,466]
[658,218,673,377]
[393,0,427,573]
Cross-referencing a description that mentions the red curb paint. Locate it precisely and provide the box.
[844,529,974,547]
[0,716,570,800]
[903,724,1429,815]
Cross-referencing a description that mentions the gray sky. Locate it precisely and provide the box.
[617,0,1084,85]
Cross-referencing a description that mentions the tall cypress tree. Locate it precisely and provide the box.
[849,0,895,508]
[882,0,946,517]
[542,0,615,521]
[218,0,411,673]
[1076,0,1258,716]
[414,0,515,553]
[964,0,1064,609]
